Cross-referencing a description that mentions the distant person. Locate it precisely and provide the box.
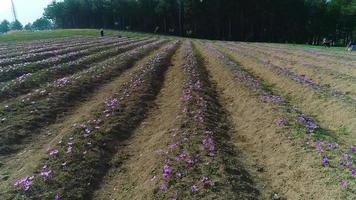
[100,29,104,37]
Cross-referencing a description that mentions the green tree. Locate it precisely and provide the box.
[10,20,23,30]
[0,20,10,33]
[24,23,32,31]
[32,18,52,30]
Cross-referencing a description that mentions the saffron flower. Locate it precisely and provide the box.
[49,149,59,156]
[163,165,173,178]
[277,117,286,126]
[342,153,352,159]
[40,170,52,178]
[191,185,199,193]
[321,157,329,167]
[160,183,168,191]
[340,180,348,187]
[14,176,34,191]
[339,161,353,168]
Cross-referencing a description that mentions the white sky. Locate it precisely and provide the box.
[0,0,54,24]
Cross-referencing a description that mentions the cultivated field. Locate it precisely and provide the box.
[0,33,355,200]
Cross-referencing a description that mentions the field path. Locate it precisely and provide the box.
[93,45,185,200]
[195,41,342,199]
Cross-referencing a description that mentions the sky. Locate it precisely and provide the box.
[0,0,53,24]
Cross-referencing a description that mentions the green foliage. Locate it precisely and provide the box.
[32,18,52,30]
[0,20,10,33]
[24,23,32,31]
[10,20,23,31]
[40,0,356,44]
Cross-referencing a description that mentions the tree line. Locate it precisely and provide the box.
[2,0,356,45]
[0,18,53,33]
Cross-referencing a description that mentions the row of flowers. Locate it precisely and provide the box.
[0,37,132,83]
[205,43,355,189]
[11,40,179,200]
[226,45,356,105]
[234,43,356,85]
[0,37,125,67]
[236,42,356,68]
[0,38,153,100]
[248,42,356,63]
[0,39,165,155]
[155,41,236,199]
[0,36,104,58]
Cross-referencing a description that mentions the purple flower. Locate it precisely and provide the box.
[178,151,188,160]
[191,185,199,193]
[315,141,324,152]
[349,146,356,152]
[339,161,353,168]
[342,153,352,159]
[49,149,59,156]
[176,172,182,177]
[351,169,356,176]
[186,159,194,167]
[321,157,329,167]
[201,176,209,182]
[40,170,52,178]
[340,180,348,187]
[54,195,61,200]
[277,117,286,126]
[328,143,339,149]
[168,143,178,149]
[14,176,34,191]
[163,165,173,178]
[160,183,168,190]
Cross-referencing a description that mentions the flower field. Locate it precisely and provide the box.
[0,36,355,200]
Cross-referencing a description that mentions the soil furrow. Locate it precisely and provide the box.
[0,38,153,101]
[92,44,185,200]
[0,40,165,155]
[0,37,113,60]
[0,41,177,199]
[195,41,344,199]
[0,37,126,68]
[216,43,356,144]
[4,41,179,200]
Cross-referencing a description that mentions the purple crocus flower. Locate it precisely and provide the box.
[163,165,173,178]
[328,143,339,149]
[14,176,34,191]
[342,153,353,159]
[40,170,52,178]
[321,157,329,167]
[277,117,286,126]
[349,146,356,152]
[49,149,59,156]
[54,195,61,200]
[339,161,353,168]
[351,169,356,176]
[160,183,168,190]
[186,159,194,167]
[191,185,199,193]
[201,176,209,182]
[340,180,348,187]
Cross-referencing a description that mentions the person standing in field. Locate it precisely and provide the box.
[100,29,104,37]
